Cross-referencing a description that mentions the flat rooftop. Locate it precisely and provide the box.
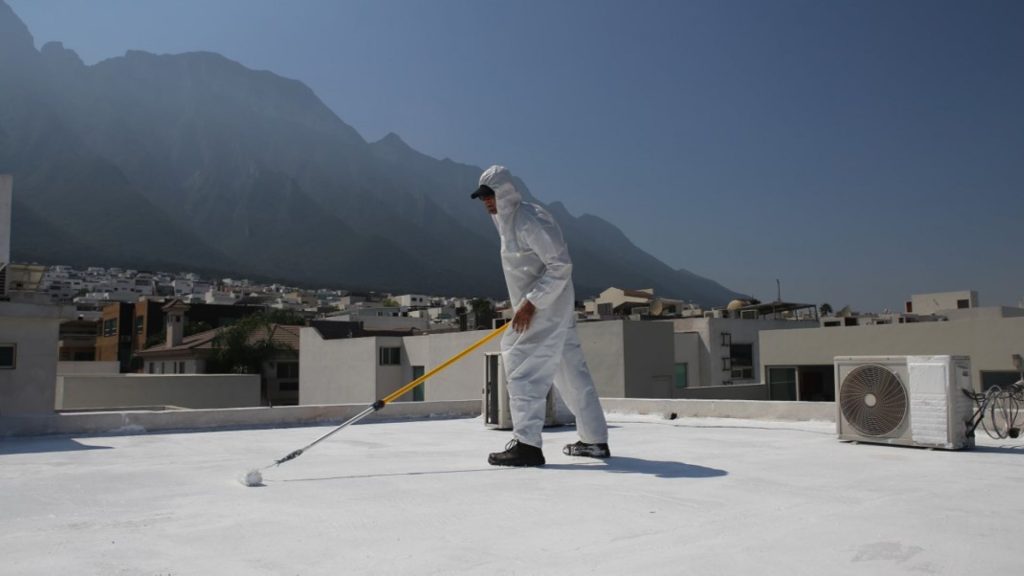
[2,415,1021,575]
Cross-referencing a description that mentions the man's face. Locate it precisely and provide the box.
[480,194,497,214]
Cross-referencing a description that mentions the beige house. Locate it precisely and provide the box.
[137,302,300,406]
[584,287,695,319]
[0,300,75,415]
[760,305,1024,401]
[905,290,978,315]
[666,314,819,393]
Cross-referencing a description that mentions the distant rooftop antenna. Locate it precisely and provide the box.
[776,279,781,302]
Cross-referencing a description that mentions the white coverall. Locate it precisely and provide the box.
[479,165,608,449]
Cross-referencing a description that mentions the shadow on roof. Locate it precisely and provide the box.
[0,438,113,455]
[281,467,507,483]
[545,457,728,479]
[969,445,1024,454]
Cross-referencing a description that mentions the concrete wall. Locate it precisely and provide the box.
[145,358,204,374]
[1,400,482,437]
[0,397,836,438]
[603,398,835,421]
[401,330,501,401]
[910,290,977,315]
[302,320,697,405]
[301,329,506,405]
[300,319,816,406]
[675,384,769,400]
[375,336,406,401]
[622,320,675,398]
[58,361,120,375]
[577,321,626,397]
[666,317,818,387]
[56,374,261,410]
[760,314,1024,390]
[0,302,72,415]
[299,329,380,404]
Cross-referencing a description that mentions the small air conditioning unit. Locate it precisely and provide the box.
[483,352,571,429]
[834,355,975,450]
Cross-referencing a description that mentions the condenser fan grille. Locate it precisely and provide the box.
[839,364,908,436]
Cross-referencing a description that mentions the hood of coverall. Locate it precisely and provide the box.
[478,165,521,225]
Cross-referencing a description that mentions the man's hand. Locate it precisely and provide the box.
[512,300,536,332]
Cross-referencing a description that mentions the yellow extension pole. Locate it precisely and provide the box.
[264,322,510,469]
[382,322,510,404]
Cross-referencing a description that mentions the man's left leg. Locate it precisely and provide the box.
[553,325,609,457]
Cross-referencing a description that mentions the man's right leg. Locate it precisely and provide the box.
[487,325,563,467]
[500,319,566,449]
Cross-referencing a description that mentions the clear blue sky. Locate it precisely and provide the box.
[10,0,1024,311]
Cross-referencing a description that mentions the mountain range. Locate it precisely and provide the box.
[0,1,744,305]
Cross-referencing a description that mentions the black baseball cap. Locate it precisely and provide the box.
[470,184,495,199]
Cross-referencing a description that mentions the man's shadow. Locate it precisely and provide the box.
[544,456,727,479]
[282,457,726,483]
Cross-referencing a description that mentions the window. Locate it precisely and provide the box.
[135,316,145,335]
[147,362,154,374]
[103,318,118,337]
[980,371,1022,391]
[412,366,426,401]
[957,299,970,309]
[905,301,913,313]
[0,344,16,369]
[768,367,797,400]
[729,344,754,380]
[378,347,401,366]
[279,382,299,392]
[178,361,185,374]
[674,363,688,389]
[277,362,299,379]
[720,332,732,347]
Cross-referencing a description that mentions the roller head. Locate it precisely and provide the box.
[240,469,264,487]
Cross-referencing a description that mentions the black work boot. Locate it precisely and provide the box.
[488,439,546,467]
[563,441,611,458]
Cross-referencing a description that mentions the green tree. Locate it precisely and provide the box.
[819,303,834,317]
[185,320,214,337]
[207,313,295,405]
[261,308,306,326]
[470,298,497,329]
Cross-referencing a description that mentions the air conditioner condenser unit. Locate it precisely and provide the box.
[483,352,572,430]
[834,355,974,450]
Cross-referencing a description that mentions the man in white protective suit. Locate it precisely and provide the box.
[471,165,610,467]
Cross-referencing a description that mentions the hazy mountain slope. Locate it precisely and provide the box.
[0,1,745,304]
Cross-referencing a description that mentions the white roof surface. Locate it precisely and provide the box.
[2,415,1021,575]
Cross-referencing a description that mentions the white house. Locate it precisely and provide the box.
[394,294,432,308]
[299,319,678,405]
